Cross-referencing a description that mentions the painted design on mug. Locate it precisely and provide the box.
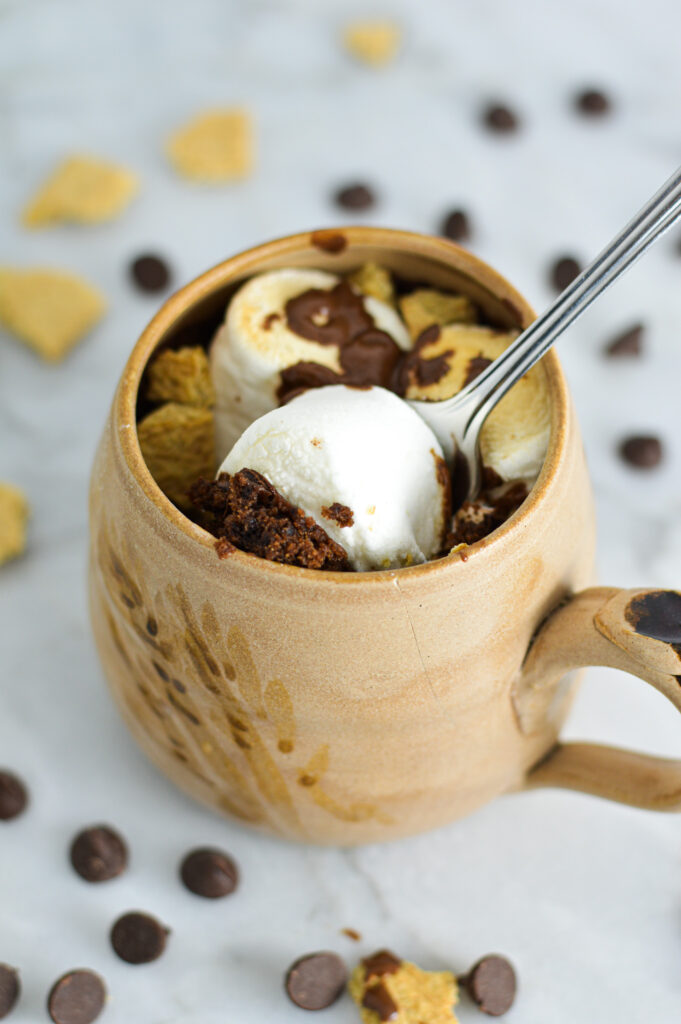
[93,520,391,835]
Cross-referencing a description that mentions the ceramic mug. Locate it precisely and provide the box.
[88,227,681,845]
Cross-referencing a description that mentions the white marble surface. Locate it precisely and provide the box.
[1,1,681,1021]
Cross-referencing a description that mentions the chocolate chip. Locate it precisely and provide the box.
[334,183,375,211]
[110,911,169,964]
[130,254,171,293]
[180,847,239,898]
[550,256,581,291]
[604,322,644,357]
[575,88,612,116]
[482,103,519,134]
[70,825,128,883]
[362,950,402,979]
[0,771,28,821]
[47,970,106,1024]
[619,435,663,469]
[440,209,471,243]
[362,982,398,1021]
[0,965,20,1019]
[285,952,347,1010]
[465,955,517,1016]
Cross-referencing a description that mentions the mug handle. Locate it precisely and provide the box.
[515,587,681,810]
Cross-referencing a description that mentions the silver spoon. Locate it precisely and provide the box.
[409,164,681,501]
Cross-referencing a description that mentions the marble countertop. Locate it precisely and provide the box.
[1,1,681,1021]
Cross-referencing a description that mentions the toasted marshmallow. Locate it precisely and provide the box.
[404,324,550,483]
[211,268,411,462]
[218,385,450,571]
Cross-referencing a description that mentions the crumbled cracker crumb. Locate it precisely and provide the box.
[348,262,395,305]
[349,956,458,1024]
[146,346,215,408]
[0,483,29,566]
[138,403,215,509]
[0,267,106,361]
[167,109,253,182]
[22,155,138,227]
[399,289,477,340]
[343,21,402,66]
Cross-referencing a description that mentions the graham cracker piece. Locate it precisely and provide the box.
[399,289,477,340]
[138,403,215,509]
[348,262,395,305]
[0,483,29,566]
[343,21,402,66]
[22,155,138,227]
[146,346,215,409]
[0,267,106,361]
[167,109,253,182]
[349,957,458,1024]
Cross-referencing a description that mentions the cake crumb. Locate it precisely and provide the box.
[22,155,138,227]
[138,403,215,510]
[342,928,362,942]
[146,346,215,408]
[0,267,105,361]
[0,484,29,566]
[167,109,253,182]
[190,470,351,571]
[343,21,402,66]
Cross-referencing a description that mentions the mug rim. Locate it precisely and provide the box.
[114,226,569,584]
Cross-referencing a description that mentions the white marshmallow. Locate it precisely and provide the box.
[218,385,449,571]
[210,268,411,462]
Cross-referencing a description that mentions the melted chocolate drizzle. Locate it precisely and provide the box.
[279,284,451,403]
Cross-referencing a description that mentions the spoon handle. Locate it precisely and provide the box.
[460,162,681,434]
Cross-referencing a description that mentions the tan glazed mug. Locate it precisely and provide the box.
[89,227,681,845]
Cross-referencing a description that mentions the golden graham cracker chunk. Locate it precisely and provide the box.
[348,262,395,306]
[22,155,138,227]
[343,21,402,66]
[167,109,253,182]
[349,956,458,1024]
[398,289,477,341]
[0,267,106,361]
[0,483,29,566]
[138,403,215,509]
[146,346,215,409]
[405,323,549,482]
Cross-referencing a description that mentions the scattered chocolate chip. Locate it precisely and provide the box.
[0,965,19,1019]
[362,981,398,1021]
[70,825,128,883]
[0,771,28,821]
[604,323,644,357]
[619,435,663,469]
[130,254,171,293]
[482,103,519,134]
[550,256,582,292]
[465,955,517,1016]
[47,970,106,1024]
[575,88,612,116]
[334,183,375,211]
[440,209,471,243]
[110,911,169,964]
[180,847,239,899]
[285,952,347,1011]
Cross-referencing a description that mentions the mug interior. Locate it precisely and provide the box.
[116,227,569,582]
